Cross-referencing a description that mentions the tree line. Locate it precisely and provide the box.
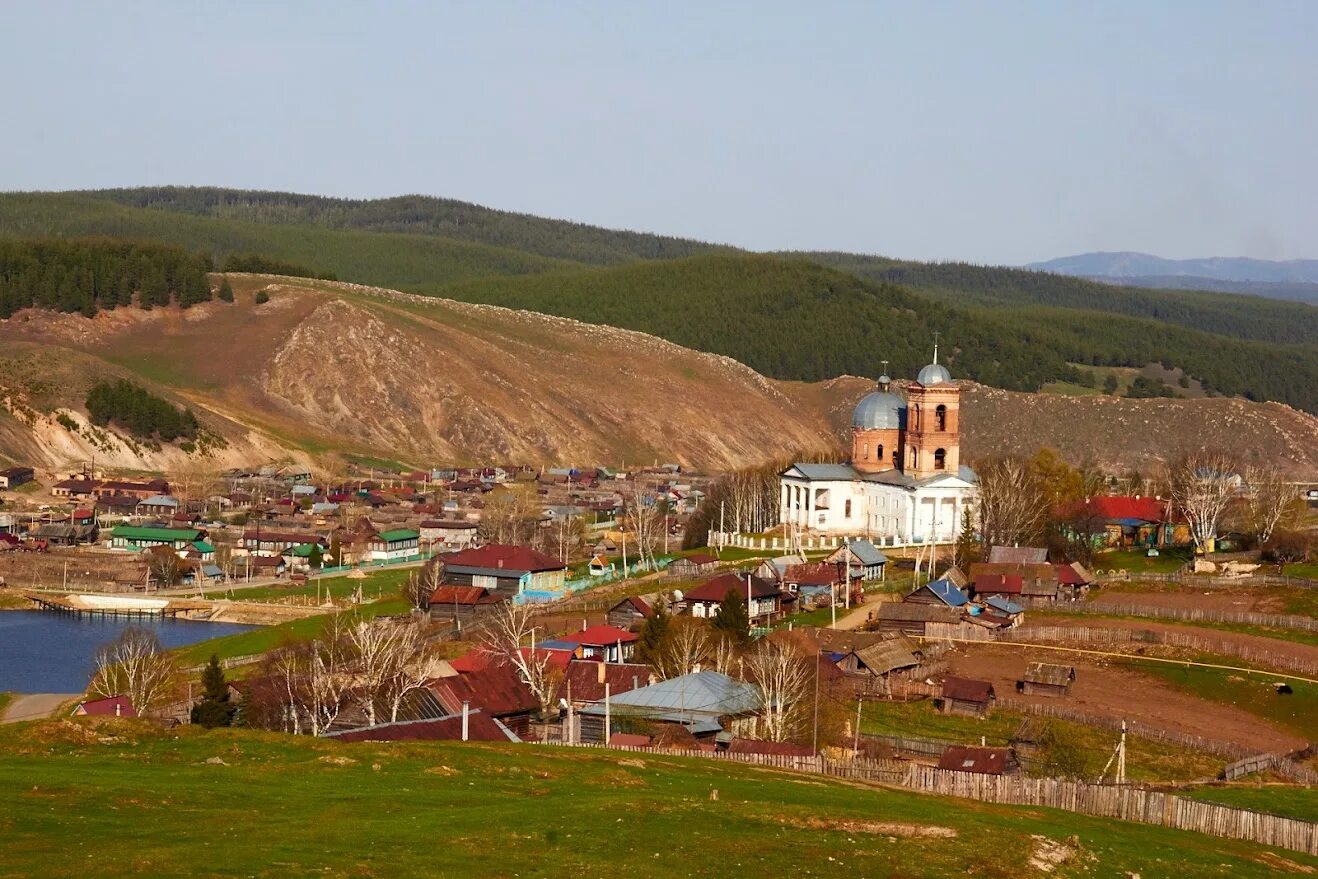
[0,238,214,317]
[86,379,199,442]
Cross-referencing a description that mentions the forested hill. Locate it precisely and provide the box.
[0,188,1315,414]
[77,186,731,265]
[792,252,1318,347]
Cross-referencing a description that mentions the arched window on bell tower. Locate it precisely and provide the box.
[936,404,947,432]
[876,444,883,462]
[863,442,869,460]
[934,448,946,470]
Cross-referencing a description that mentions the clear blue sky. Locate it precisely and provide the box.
[2,2,1314,264]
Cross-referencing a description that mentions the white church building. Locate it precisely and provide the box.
[780,350,976,543]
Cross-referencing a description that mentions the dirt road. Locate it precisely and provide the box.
[1,693,79,724]
[944,643,1305,754]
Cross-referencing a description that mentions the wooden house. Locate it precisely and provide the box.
[824,538,888,581]
[606,595,654,630]
[681,572,786,628]
[427,664,539,739]
[987,546,1048,564]
[1018,662,1075,698]
[937,676,996,717]
[428,585,505,626]
[439,544,568,597]
[970,562,1060,602]
[903,578,969,609]
[667,552,719,579]
[557,625,638,663]
[874,602,961,636]
[0,466,34,489]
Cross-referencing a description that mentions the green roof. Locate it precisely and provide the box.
[192,540,215,554]
[377,529,419,542]
[111,525,202,542]
[289,543,322,557]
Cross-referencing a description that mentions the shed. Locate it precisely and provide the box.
[1018,662,1075,698]
[904,578,968,608]
[938,676,996,717]
[667,553,719,579]
[874,602,961,637]
[938,745,1018,776]
[606,595,654,631]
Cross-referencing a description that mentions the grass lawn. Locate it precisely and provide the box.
[1035,607,1318,649]
[1092,547,1192,574]
[1129,657,1318,742]
[1180,785,1318,823]
[219,568,415,603]
[176,598,411,666]
[861,700,1222,783]
[0,722,1311,879]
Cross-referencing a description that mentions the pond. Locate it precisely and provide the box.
[0,611,257,694]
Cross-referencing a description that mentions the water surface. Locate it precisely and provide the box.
[0,611,256,694]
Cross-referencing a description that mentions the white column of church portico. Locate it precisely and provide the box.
[780,483,789,526]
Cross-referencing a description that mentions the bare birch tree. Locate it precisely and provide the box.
[742,640,814,743]
[89,627,179,715]
[379,622,444,724]
[348,616,444,725]
[974,456,1048,551]
[402,560,441,612]
[482,601,560,717]
[1167,452,1240,553]
[658,617,711,679]
[1242,464,1301,545]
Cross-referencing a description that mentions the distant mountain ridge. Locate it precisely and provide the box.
[1029,251,1318,284]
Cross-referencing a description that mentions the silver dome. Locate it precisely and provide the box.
[916,362,952,385]
[852,391,907,430]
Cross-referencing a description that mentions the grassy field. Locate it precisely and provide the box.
[1130,658,1318,742]
[176,598,410,666]
[1180,785,1318,823]
[0,721,1311,879]
[218,568,416,603]
[0,692,11,716]
[1091,547,1193,574]
[861,700,1223,783]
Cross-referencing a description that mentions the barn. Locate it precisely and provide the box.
[1018,662,1076,697]
[937,676,996,717]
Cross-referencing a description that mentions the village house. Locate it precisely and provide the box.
[970,562,1061,602]
[781,562,856,607]
[576,670,761,744]
[1018,662,1076,698]
[0,466,34,490]
[137,495,180,518]
[439,544,568,598]
[51,478,98,501]
[1057,496,1186,549]
[555,624,638,663]
[556,660,652,713]
[904,578,969,609]
[825,538,888,581]
[241,529,328,556]
[109,524,204,552]
[873,602,961,636]
[326,710,520,743]
[96,494,141,517]
[418,519,478,550]
[72,694,136,718]
[681,572,786,628]
[937,676,996,717]
[428,664,539,740]
[365,528,420,562]
[667,552,720,579]
[606,595,655,630]
[987,546,1048,564]
[428,585,506,627]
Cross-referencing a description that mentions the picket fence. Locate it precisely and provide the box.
[1221,752,1318,785]
[1022,599,1318,634]
[1004,625,1318,677]
[905,764,1318,856]
[550,741,1318,856]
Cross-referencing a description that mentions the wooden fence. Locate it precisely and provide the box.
[1005,624,1318,676]
[1097,571,1318,591]
[1023,598,1318,634]
[905,764,1318,856]
[550,741,1318,856]
[997,697,1256,760]
[1222,752,1318,785]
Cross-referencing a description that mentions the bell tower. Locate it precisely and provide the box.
[903,340,960,478]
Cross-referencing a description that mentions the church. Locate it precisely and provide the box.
[779,348,977,543]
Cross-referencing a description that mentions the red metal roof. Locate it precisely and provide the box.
[973,573,1024,595]
[556,660,651,703]
[450,646,572,674]
[74,695,136,717]
[564,624,638,647]
[608,732,653,747]
[783,563,841,587]
[684,572,780,603]
[430,665,538,717]
[441,543,566,573]
[1058,495,1171,523]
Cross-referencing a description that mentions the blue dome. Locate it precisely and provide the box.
[916,362,952,385]
[852,390,907,430]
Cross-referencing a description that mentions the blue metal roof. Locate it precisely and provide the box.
[986,595,1024,615]
[924,578,969,607]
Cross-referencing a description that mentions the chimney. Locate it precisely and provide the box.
[461,700,470,741]
[581,619,587,632]
[115,701,122,717]
[692,662,702,674]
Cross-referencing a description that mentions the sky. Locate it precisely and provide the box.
[2,2,1314,265]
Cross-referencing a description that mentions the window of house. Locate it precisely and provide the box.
[844,499,852,518]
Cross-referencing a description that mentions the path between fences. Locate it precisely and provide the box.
[548,741,1318,856]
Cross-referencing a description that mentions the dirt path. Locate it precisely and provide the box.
[1,693,79,724]
[1030,613,1318,666]
[944,644,1306,754]
[833,594,892,631]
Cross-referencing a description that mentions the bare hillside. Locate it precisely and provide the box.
[1,275,1315,477]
